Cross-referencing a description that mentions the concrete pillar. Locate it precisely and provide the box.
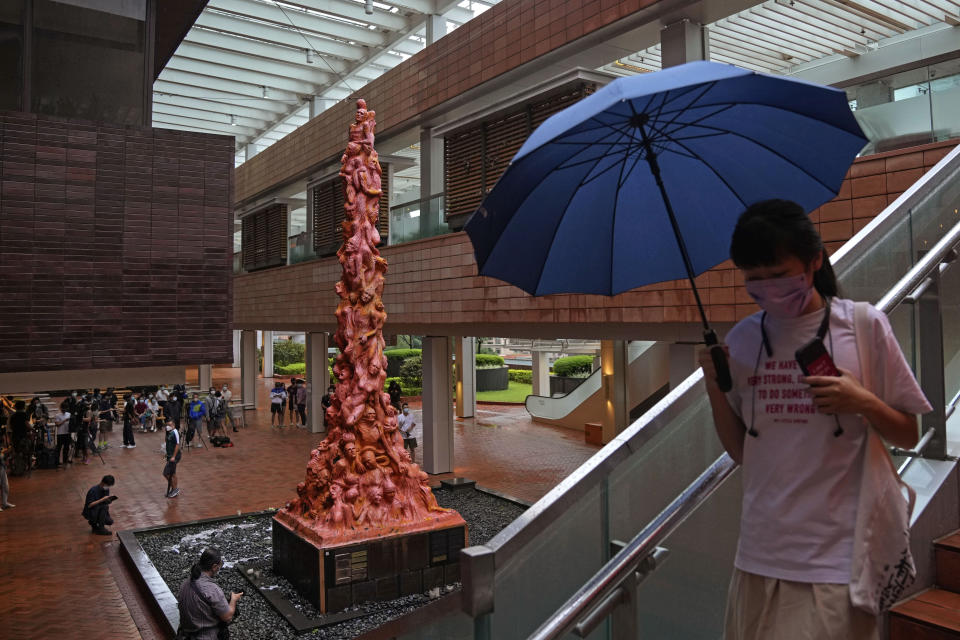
[305,332,330,433]
[425,14,445,45]
[198,364,213,391]
[262,330,274,378]
[244,143,259,162]
[232,330,241,368]
[532,351,550,397]
[240,330,258,409]
[669,343,699,390]
[600,340,629,444]
[422,336,454,474]
[660,18,707,68]
[455,337,476,419]
[308,96,337,118]
[420,127,444,201]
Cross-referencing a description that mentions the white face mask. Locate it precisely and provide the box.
[402,408,409,415]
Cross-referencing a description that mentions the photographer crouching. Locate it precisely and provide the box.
[177,547,242,640]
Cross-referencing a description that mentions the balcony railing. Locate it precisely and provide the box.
[288,231,317,265]
[388,193,450,245]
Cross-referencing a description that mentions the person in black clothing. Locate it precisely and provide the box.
[8,401,30,476]
[387,381,402,412]
[287,379,298,427]
[122,394,136,448]
[104,388,118,433]
[321,385,336,429]
[167,391,182,433]
[83,475,117,535]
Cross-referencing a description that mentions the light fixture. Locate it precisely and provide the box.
[230,114,237,126]
[262,85,269,98]
[306,49,314,63]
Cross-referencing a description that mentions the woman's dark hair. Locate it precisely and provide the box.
[191,547,223,580]
[730,199,839,297]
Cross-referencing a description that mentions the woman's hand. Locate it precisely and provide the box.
[697,345,730,395]
[802,368,873,415]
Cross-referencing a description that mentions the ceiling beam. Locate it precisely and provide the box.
[153,113,253,137]
[154,93,284,120]
[174,41,335,85]
[154,80,295,112]
[158,68,304,102]
[281,0,414,31]
[164,57,325,95]
[208,0,390,48]
[152,103,271,130]
[194,11,367,60]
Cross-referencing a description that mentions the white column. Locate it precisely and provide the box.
[455,337,476,419]
[240,330,258,409]
[262,330,274,378]
[232,330,241,368]
[244,143,259,162]
[305,332,330,433]
[425,14,445,45]
[198,364,213,391]
[532,351,550,397]
[422,336,454,474]
[600,340,629,444]
[419,127,444,201]
[660,18,707,68]
[669,343,699,390]
[308,97,337,118]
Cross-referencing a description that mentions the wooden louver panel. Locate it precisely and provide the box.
[241,203,288,271]
[311,162,389,256]
[443,83,597,220]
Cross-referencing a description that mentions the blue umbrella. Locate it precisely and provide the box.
[464,60,867,390]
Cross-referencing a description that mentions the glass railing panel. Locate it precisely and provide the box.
[486,483,606,640]
[388,194,450,245]
[393,609,475,640]
[288,231,316,265]
[634,470,742,639]
[942,263,960,413]
[606,390,739,639]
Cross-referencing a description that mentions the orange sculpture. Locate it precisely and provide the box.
[275,100,465,546]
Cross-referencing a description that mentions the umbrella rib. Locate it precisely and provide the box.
[646,82,720,141]
[662,121,842,194]
[531,140,625,296]
[653,101,867,142]
[609,142,633,295]
[666,136,750,211]
[554,131,633,172]
[652,103,735,140]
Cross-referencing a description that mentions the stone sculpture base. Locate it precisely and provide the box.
[273,514,468,613]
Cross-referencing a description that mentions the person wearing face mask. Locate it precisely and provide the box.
[397,402,417,456]
[162,420,182,498]
[698,200,931,640]
[177,548,243,640]
[145,392,159,432]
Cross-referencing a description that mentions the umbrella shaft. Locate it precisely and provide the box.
[641,138,710,331]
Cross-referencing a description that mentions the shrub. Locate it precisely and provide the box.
[273,340,306,367]
[552,355,594,378]
[275,362,306,375]
[385,348,421,377]
[475,353,505,369]
[399,354,422,387]
[509,369,532,384]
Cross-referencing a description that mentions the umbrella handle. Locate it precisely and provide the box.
[704,330,733,392]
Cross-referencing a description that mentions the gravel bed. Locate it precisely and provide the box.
[136,488,526,639]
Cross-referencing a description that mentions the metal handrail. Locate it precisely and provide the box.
[894,428,937,476]
[876,220,960,314]
[527,455,737,640]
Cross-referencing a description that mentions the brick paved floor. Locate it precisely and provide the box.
[0,367,599,639]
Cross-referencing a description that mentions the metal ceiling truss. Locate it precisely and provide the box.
[602,0,960,76]
[154,0,499,157]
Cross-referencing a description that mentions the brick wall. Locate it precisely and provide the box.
[0,111,234,374]
[233,140,956,339]
[234,0,661,205]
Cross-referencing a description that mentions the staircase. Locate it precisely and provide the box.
[890,531,960,639]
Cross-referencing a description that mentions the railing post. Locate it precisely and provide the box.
[917,268,948,460]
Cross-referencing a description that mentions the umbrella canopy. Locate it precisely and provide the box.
[464,61,868,298]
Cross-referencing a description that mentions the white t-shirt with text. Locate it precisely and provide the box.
[724,298,931,584]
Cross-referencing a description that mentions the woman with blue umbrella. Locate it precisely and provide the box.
[465,61,926,638]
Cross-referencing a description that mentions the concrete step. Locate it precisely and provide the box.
[936,531,960,594]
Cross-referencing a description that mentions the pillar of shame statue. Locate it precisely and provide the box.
[275,99,465,546]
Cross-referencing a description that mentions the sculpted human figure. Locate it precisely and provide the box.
[278,98,462,545]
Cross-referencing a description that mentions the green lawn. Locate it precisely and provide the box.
[476,381,532,403]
